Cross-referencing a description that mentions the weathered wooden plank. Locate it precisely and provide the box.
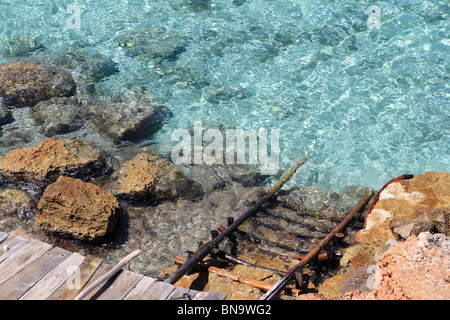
[166,286,199,300]
[95,270,144,300]
[0,239,52,285]
[0,236,28,264]
[0,232,8,244]
[123,276,157,300]
[138,281,176,300]
[19,252,85,300]
[49,255,103,300]
[79,263,116,300]
[198,291,228,300]
[0,247,71,300]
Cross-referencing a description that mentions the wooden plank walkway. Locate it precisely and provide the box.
[0,231,227,300]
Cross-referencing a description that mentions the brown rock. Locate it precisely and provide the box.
[0,137,104,184]
[339,243,376,271]
[390,207,449,240]
[104,151,201,202]
[344,171,449,270]
[35,176,119,240]
[318,273,349,300]
[324,172,449,300]
[204,272,262,300]
[0,61,76,107]
[296,293,328,300]
[340,232,450,300]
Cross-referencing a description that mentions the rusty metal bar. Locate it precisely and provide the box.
[164,156,308,285]
[260,190,373,300]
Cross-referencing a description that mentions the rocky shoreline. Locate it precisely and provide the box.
[0,59,448,300]
[320,171,449,300]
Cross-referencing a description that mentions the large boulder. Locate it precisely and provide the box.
[104,151,201,202]
[1,34,45,57]
[316,171,450,300]
[35,176,119,241]
[0,137,105,184]
[340,171,449,272]
[340,232,450,300]
[0,61,76,107]
[48,47,119,83]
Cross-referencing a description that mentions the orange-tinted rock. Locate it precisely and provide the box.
[318,273,349,300]
[0,61,76,107]
[372,232,449,300]
[35,176,119,240]
[104,151,201,202]
[342,172,449,270]
[341,232,450,300]
[362,171,448,239]
[321,172,449,300]
[0,137,104,184]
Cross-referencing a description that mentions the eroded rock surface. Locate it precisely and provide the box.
[104,151,201,202]
[35,176,119,240]
[0,61,76,107]
[0,137,105,184]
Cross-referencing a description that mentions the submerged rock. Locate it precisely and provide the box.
[181,163,266,195]
[0,105,13,126]
[29,93,163,142]
[0,188,35,218]
[0,137,105,184]
[85,95,163,142]
[204,83,251,103]
[35,176,119,241]
[45,47,119,83]
[0,107,44,149]
[1,34,45,57]
[32,96,85,137]
[114,27,187,61]
[0,61,76,107]
[104,151,202,203]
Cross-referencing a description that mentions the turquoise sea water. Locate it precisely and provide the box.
[0,0,449,192]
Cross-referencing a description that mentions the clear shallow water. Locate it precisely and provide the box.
[0,0,449,192]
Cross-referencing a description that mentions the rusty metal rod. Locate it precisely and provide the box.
[164,156,308,285]
[363,174,413,227]
[260,190,373,300]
